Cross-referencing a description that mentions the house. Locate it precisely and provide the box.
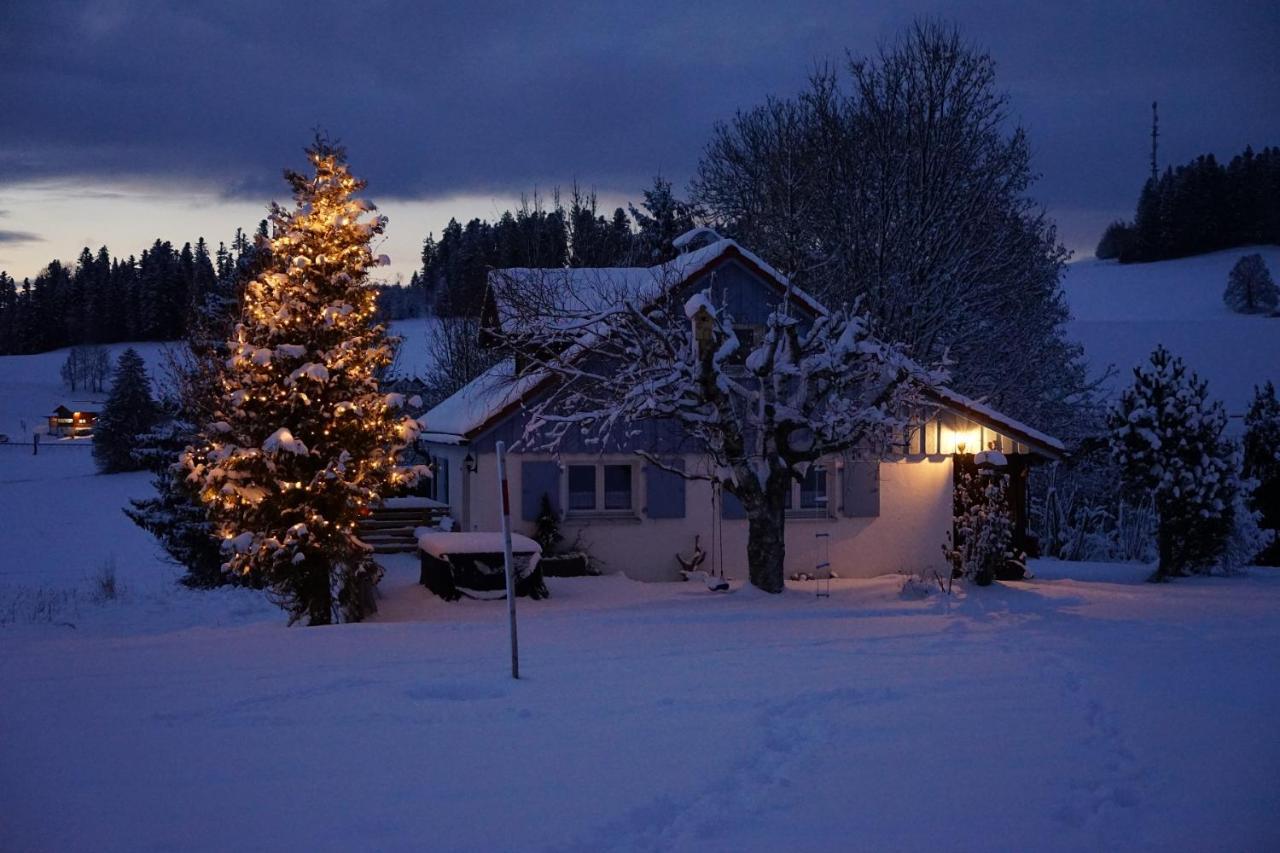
[47,405,98,437]
[418,236,1064,582]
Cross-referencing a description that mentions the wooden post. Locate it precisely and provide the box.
[495,441,520,679]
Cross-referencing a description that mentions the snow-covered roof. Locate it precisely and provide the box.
[424,239,1066,457]
[922,386,1066,458]
[419,358,548,440]
[489,238,826,336]
[422,239,829,442]
[421,359,1066,458]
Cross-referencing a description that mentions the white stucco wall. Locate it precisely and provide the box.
[440,448,954,583]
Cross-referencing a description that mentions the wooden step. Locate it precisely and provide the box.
[370,542,419,554]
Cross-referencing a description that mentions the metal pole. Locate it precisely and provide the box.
[495,441,520,679]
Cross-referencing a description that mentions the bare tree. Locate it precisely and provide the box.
[693,22,1090,434]
[422,316,501,408]
[60,345,112,393]
[60,347,83,391]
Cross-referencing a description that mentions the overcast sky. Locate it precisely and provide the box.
[2,0,1277,283]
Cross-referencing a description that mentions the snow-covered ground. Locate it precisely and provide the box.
[385,317,441,381]
[1064,246,1280,418]
[3,439,1279,850]
[3,260,1280,850]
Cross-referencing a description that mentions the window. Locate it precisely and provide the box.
[781,465,828,518]
[603,465,633,510]
[799,466,827,510]
[568,465,596,511]
[566,462,635,515]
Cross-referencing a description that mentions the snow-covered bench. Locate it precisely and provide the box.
[416,531,549,601]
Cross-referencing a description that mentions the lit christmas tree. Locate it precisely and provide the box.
[182,138,421,624]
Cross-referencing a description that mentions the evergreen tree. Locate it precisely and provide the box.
[93,348,160,473]
[1115,144,1280,263]
[181,139,421,625]
[1108,346,1236,580]
[629,176,699,264]
[126,251,250,588]
[126,410,230,587]
[1095,221,1134,260]
[1223,253,1278,314]
[1243,382,1280,565]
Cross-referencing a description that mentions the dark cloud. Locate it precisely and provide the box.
[1,0,1278,249]
[0,230,44,244]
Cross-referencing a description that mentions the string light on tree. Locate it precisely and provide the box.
[181,136,425,625]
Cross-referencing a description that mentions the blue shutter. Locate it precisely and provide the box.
[721,488,747,519]
[841,458,880,517]
[521,461,561,521]
[644,459,686,519]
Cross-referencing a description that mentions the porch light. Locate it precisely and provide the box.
[941,420,980,455]
[464,452,478,474]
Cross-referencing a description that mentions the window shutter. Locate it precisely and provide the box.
[721,488,748,519]
[644,459,686,519]
[521,461,561,522]
[841,458,880,517]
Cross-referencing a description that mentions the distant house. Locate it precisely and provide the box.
[419,237,1064,582]
[48,405,98,437]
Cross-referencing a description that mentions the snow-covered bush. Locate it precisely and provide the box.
[1216,487,1273,574]
[946,468,1015,585]
[1108,345,1237,580]
[1223,253,1278,315]
[1036,461,1157,563]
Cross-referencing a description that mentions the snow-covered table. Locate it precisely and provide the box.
[416,531,548,601]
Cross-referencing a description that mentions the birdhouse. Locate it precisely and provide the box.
[974,441,1008,473]
[690,305,715,359]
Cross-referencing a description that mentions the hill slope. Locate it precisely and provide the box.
[1063,246,1280,417]
[0,341,172,441]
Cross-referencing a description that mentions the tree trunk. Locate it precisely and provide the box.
[746,481,788,593]
[305,558,333,625]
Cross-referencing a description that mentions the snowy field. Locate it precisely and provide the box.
[0,341,171,442]
[3,261,1280,850]
[1064,246,1280,418]
[385,317,441,381]
[3,440,1280,851]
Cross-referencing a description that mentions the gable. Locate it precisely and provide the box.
[676,256,814,328]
